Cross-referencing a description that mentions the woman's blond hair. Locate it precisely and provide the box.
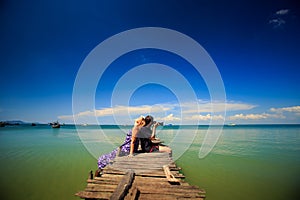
[134,116,145,127]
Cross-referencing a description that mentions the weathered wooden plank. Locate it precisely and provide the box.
[177,197,205,200]
[124,182,139,200]
[114,153,170,161]
[85,183,118,191]
[110,169,135,200]
[75,191,111,199]
[110,167,163,173]
[135,181,182,188]
[85,186,115,193]
[76,149,205,200]
[102,168,183,177]
[112,161,173,167]
[87,180,120,186]
[111,163,172,168]
[134,176,178,182]
[138,193,182,200]
[111,160,173,166]
[112,160,172,166]
[163,165,180,183]
[138,172,185,178]
[88,178,121,184]
[102,169,126,175]
[87,183,117,187]
[137,183,204,190]
[138,194,205,200]
[139,190,204,198]
[138,186,206,195]
[114,157,173,162]
[100,174,125,178]
[94,175,123,180]
[114,155,171,160]
[130,152,169,157]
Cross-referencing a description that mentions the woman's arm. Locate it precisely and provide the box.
[150,122,159,139]
[129,136,136,155]
[129,127,139,155]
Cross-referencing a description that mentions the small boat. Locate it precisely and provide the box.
[227,123,236,127]
[51,121,61,128]
[0,122,6,127]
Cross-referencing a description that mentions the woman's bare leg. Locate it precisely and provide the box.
[159,145,172,156]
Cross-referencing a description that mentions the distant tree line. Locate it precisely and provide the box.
[0,121,21,127]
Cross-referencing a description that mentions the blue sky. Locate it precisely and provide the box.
[0,0,299,124]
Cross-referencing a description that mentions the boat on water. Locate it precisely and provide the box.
[51,121,61,128]
[227,123,236,127]
[0,122,6,127]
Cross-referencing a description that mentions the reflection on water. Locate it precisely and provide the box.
[52,128,60,137]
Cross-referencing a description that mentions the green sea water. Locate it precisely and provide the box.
[0,125,299,200]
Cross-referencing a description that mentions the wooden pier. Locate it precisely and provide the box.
[75,151,206,200]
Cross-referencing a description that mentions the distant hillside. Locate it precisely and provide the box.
[0,120,27,127]
[8,120,26,124]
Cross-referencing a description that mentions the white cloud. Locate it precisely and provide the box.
[59,100,300,124]
[58,115,74,120]
[95,105,150,116]
[180,100,256,114]
[59,105,172,121]
[269,9,290,28]
[270,106,300,113]
[228,105,300,122]
[269,18,286,28]
[58,100,256,123]
[229,113,285,120]
[276,9,289,15]
[156,114,181,122]
[225,102,257,111]
[187,114,224,121]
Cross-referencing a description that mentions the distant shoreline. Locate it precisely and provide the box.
[1,121,299,128]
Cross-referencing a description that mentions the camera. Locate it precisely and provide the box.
[153,121,164,126]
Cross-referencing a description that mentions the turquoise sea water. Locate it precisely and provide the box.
[0,124,299,200]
